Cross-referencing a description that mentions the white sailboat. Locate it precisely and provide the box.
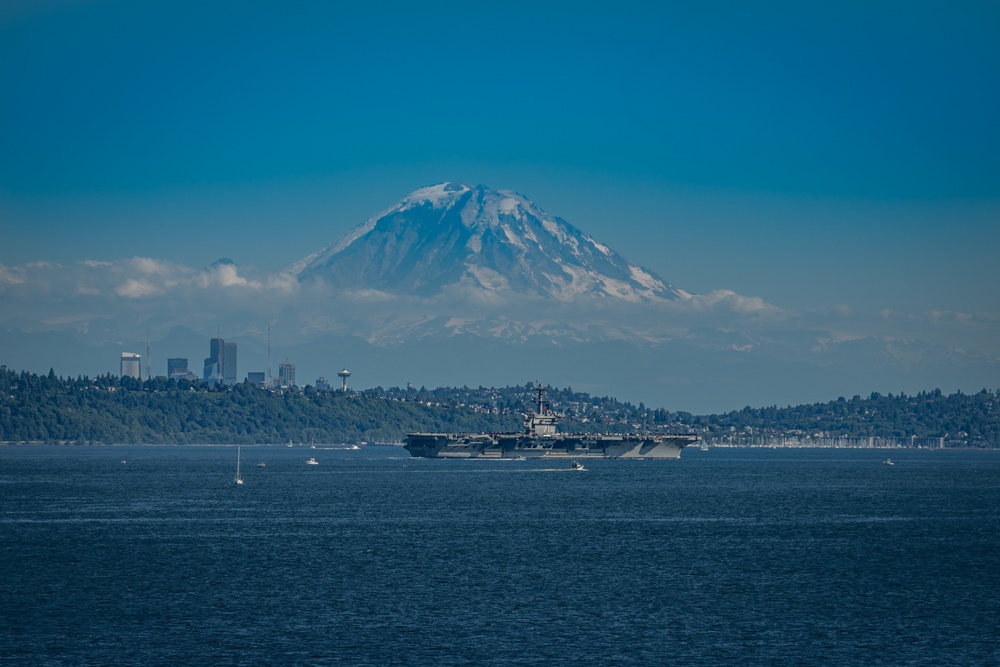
[235,446,244,485]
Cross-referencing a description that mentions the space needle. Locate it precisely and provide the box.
[337,368,351,392]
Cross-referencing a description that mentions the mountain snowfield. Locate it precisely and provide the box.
[289,183,692,304]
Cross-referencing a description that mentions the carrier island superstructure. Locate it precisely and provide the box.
[404,387,699,459]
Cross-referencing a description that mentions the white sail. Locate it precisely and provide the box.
[235,446,244,485]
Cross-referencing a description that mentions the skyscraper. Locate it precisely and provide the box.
[223,342,237,385]
[279,358,295,388]
[120,352,141,379]
[167,357,188,379]
[203,353,218,382]
[203,337,236,384]
[204,337,222,383]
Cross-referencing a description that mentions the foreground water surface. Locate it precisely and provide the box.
[1,445,998,666]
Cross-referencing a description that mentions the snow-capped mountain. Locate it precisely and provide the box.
[1,181,995,413]
[290,183,691,303]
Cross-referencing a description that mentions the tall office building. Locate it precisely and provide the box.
[120,352,141,379]
[203,345,220,383]
[167,358,188,379]
[203,337,236,384]
[223,342,237,385]
[278,358,295,388]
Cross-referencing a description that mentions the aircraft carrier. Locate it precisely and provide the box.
[405,387,699,459]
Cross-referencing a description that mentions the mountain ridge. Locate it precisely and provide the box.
[291,183,692,303]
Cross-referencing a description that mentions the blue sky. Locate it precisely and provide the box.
[1,1,999,382]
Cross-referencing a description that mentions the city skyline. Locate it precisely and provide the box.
[117,337,342,391]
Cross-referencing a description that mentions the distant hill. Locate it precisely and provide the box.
[1,368,996,446]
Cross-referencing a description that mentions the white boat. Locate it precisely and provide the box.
[571,460,586,471]
[235,446,244,485]
[306,457,319,465]
[883,458,894,466]
[257,461,266,468]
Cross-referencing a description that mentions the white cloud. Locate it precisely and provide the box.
[0,257,305,327]
[671,290,785,317]
[128,257,178,276]
[196,262,260,289]
[265,272,299,293]
[0,264,26,286]
[1,255,997,365]
[341,288,396,303]
[116,278,162,298]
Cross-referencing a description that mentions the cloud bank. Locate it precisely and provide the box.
[0,257,996,361]
[1,256,998,414]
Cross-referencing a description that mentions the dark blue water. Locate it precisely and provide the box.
[2,446,998,666]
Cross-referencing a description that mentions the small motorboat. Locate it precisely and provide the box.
[571,461,586,471]
[883,458,894,466]
[306,457,319,465]
[257,461,266,468]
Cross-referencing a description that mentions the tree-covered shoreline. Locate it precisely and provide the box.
[1,367,997,446]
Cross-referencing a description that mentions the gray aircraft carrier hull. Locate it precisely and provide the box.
[405,386,699,460]
[404,432,699,459]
